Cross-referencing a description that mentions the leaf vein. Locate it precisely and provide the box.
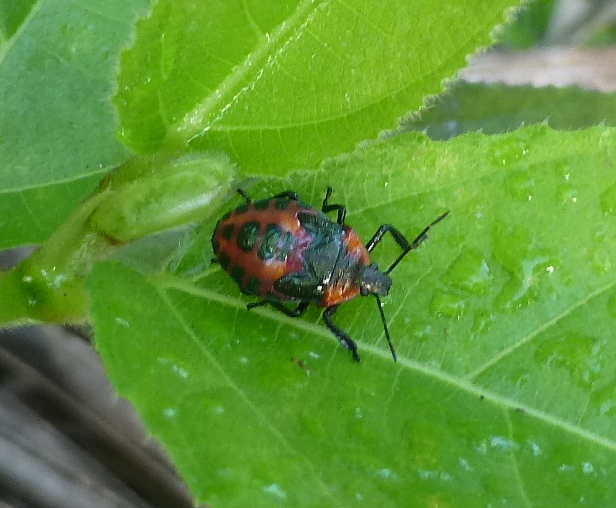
[158,274,616,451]
[465,281,616,380]
[505,409,532,508]
[156,285,335,499]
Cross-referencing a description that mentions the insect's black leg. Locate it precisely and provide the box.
[321,186,346,225]
[366,224,411,252]
[272,190,300,201]
[237,188,252,203]
[211,258,219,264]
[247,300,310,318]
[322,305,360,362]
[367,212,450,253]
[383,211,451,274]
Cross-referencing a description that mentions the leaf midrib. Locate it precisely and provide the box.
[170,0,325,144]
[154,281,337,502]
[155,272,616,453]
[0,0,44,66]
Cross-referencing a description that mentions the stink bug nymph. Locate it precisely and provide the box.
[211,187,449,362]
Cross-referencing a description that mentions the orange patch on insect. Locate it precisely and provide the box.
[322,281,360,307]
[342,227,371,265]
[320,228,371,306]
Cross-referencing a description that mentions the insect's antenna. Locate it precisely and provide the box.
[375,294,397,362]
[386,210,450,275]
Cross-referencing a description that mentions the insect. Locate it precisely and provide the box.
[211,187,449,362]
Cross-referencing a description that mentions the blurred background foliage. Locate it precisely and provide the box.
[404,0,616,139]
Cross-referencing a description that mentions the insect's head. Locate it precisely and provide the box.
[358,263,392,297]
[357,263,397,361]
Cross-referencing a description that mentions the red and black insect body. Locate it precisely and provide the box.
[211,187,449,362]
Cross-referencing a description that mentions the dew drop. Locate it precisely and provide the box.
[488,137,528,167]
[163,407,176,418]
[493,221,532,272]
[527,440,542,457]
[115,317,130,327]
[459,458,473,471]
[475,440,488,454]
[376,468,397,480]
[262,483,287,500]
[505,170,535,202]
[61,23,73,37]
[470,311,494,337]
[489,435,519,452]
[600,183,616,215]
[171,364,189,379]
[492,221,557,310]
[555,184,578,205]
[446,250,492,295]
[494,275,532,311]
[590,383,616,416]
[429,292,466,318]
[417,468,452,482]
[591,249,611,275]
[534,333,602,388]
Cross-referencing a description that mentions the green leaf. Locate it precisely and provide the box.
[0,0,149,247]
[115,0,517,175]
[0,0,36,40]
[0,174,102,250]
[89,125,616,506]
